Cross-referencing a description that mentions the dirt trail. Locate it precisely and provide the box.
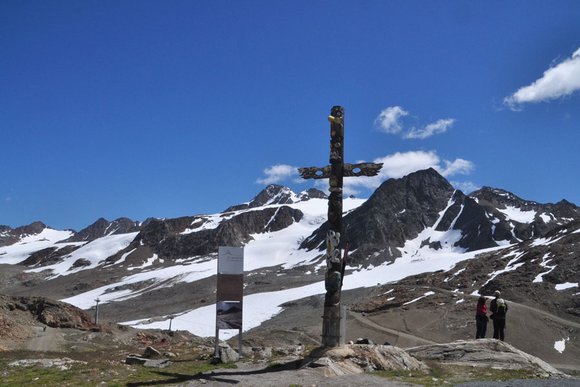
[430,287,580,329]
[349,311,438,346]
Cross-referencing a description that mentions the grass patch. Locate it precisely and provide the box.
[0,351,235,387]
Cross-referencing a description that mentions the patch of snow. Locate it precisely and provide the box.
[123,243,506,337]
[554,337,569,353]
[539,213,554,223]
[456,299,465,304]
[452,268,466,276]
[27,233,139,277]
[532,254,556,283]
[498,206,536,224]
[115,248,137,266]
[403,291,435,305]
[62,254,216,308]
[482,252,526,287]
[181,213,235,234]
[555,282,578,291]
[127,254,159,270]
[0,228,77,265]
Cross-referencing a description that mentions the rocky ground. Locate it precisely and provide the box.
[2,291,579,386]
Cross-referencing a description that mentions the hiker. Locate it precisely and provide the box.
[475,295,489,339]
[490,290,508,341]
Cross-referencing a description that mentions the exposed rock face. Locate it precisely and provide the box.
[470,187,580,241]
[299,188,328,201]
[62,217,140,243]
[407,339,565,377]
[20,245,79,267]
[134,205,303,260]
[301,168,459,264]
[0,222,47,247]
[225,185,298,212]
[300,168,580,268]
[306,344,427,376]
[0,295,95,330]
[225,185,328,212]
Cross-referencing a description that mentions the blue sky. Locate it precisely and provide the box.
[1,1,579,231]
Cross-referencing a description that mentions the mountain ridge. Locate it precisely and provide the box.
[1,168,579,367]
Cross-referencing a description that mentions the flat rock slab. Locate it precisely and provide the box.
[126,355,172,368]
[407,339,566,377]
[307,344,427,376]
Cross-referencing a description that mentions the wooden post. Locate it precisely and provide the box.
[299,106,382,347]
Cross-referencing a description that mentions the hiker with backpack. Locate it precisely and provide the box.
[475,295,489,339]
[490,290,508,341]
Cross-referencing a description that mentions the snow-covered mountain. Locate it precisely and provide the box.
[1,169,578,351]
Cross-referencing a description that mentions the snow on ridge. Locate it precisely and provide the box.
[63,197,364,311]
[123,239,507,338]
[0,228,76,265]
[498,205,537,224]
[62,253,217,309]
[399,194,465,259]
[27,232,139,277]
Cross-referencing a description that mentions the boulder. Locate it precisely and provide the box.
[407,339,566,378]
[143,346,161,358]
[306,344,427,376]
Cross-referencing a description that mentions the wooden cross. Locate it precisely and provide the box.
[299,106,382,347]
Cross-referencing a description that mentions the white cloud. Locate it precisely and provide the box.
[256,164,299,185]
[375,106,454,139]
[439,158,474,177]
[505,47,580,109]
[261,152,475,197]
[404,119,455,140]
[343,151,475,194]
[451,180,480,194]
[374,106,409,134]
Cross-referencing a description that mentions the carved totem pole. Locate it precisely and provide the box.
[299,106,382,347]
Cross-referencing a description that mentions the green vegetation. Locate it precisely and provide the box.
[0,350,235,387]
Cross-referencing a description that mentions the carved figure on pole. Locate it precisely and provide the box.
[299,106,382,347]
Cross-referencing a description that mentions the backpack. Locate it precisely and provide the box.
[496,299,507,317]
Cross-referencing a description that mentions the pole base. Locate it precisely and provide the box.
[321,305,345,347]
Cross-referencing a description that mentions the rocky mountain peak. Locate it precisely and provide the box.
[300,168,457,261]
[299,188,327,201]
[253,184,296,206]
[0,221,48,247]
[61,217,140,243]
[225,184,300,212]
[470,187,537,208]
